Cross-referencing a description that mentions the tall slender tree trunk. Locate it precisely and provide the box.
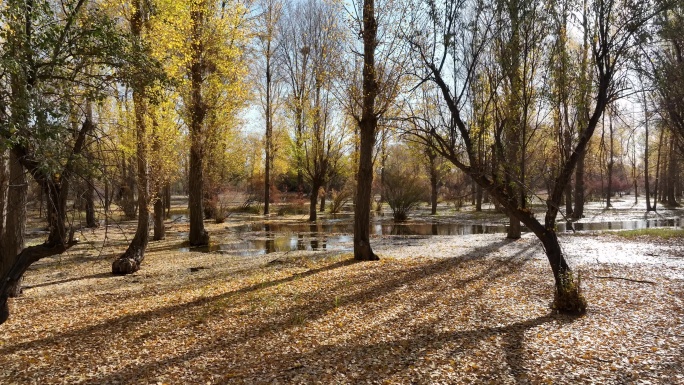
[84,180,97,228]
[653,128,665,210]
[354,0,379,261]
[666,134,679,206]
[84,103,97,228]
[164,183,171,218]
[644,94,652,211]
[112,0,150,274]
[121,156,137,219]
[264,45,272,215]
[606,114,614,208]
[572,0,590,220]
[476,184,483,211]
[188,6,209,246]
[430,164,438,215]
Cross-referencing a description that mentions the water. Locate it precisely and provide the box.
[179,217,682,256]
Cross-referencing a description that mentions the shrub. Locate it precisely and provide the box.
[382,163,429,221]
[330,187,353,214]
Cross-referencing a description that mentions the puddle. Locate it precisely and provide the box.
[178,217,682,256]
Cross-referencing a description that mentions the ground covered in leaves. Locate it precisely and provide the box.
[1,222,683,385]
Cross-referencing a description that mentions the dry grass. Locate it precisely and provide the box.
[0,223,682,384]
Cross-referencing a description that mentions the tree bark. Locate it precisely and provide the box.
[153,191,165,240]
[0,151,8,242]
[112,0,150,274]
[164,183,172,218]
[666,133,679,206]
[606,113,614,208]
[121,156,137,219]
[84,179,97,228]
[644,95,653,211]
[2,153,27,297]
[309,181,320,222]
[354,0,380,261]
[430,166,438,215]
[188,5,209,246]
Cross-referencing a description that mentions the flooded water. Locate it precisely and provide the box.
[179,217,682,256]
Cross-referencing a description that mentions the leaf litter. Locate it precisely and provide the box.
[0,226,682,385]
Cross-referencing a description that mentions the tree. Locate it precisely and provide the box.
[112,0,152,274]
[347,0,406,261]
[407,0,663,312]
[255,0,283,216]
[0,0,159,324]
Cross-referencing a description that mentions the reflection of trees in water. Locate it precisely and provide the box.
[264,224,275,253]
[310,223,323,250]
[297,233,306,250]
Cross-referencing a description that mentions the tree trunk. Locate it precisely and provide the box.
[309,181,320,222]
[355,126,378,261]
[354,0,380,261]
[164,183,172,218]
[1,153,27,297]
[189,146,209,246]
[507,216,521,239]
[666,134,679,206]
[430,167,438,215]
[187,6,210,247]
[112,2,150,274]
[84,181,97,228]
[572,150,586,218]
[153,191,165,241]
[264,43,273,216]
[606,114,614,208]
[0,151,8,244]
[121,156,137,219]
[112,96,149,274]
[319,186,326,213]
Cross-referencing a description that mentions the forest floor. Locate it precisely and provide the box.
[1,197,683,384]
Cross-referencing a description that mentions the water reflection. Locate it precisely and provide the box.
[180,217,681,256]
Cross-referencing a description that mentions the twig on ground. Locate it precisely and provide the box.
[594,276,656,285]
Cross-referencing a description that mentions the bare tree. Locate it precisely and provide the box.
[407,0,664,312]
[346,0,408,260]
[255,0,284,215]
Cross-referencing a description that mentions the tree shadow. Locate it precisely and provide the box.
[5,237,554,384]
[22,272,116,291]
